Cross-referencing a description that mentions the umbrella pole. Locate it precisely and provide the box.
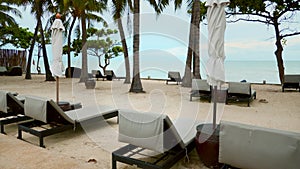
[213,85,217,129]
[56,77,59,103]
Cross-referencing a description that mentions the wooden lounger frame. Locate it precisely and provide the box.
[112,117,195,169]
[17,101,118,148]
[0,93,31,134]
[166,72,182,85]
[282,74,300,92]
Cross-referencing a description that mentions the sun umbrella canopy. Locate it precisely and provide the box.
[206,0,229,87]
[50,17,65,77]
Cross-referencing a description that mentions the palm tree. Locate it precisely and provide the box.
[17,0,55,81]
[112,0,132,84]
[166,0,205,87]
[0,1,21,27]
[62,0,107,82]
[129,0,160,93]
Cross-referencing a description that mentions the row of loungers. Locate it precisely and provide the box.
[0,91,199,168]
[190,79,256,107]
[2,90,299,169]
[0,91,119,147]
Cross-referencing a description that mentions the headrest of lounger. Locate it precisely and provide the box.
[0,90,8,113]
[168,71,180,79]
[25,96,48,123]
[7,93,24,114]
[228,82,250,94]
[192,79,210,91]
[119,110,166,153]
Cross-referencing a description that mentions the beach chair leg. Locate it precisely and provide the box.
[17,128,22,139]
[39,136,45,148]
[112,154,117,169]
[0,123,5,134]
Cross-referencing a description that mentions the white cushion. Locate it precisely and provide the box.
[25,96,47,123]
[118,110,165,153]
[219,121,300,169]
[0,91,8,113]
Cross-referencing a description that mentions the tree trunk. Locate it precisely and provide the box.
[117,18,131,84]
[129,0,144,93]
[193,0,201,79]
[38,18,55,81]
[273,21,285,84]
[182,6,195,87]
[79,11,89,83]
[67,16,77,78]
[25,21,39,79]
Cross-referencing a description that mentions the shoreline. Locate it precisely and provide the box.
[14,73,284,85]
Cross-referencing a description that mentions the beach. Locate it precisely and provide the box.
[0,75,300,169]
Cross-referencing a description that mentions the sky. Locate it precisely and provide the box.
[6,1,300,81]
[12,1,300,63]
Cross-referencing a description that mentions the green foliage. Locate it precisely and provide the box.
[228,0,300,16]
[0,25,34,49]
[187,1,207,21]
[87,27,123,59]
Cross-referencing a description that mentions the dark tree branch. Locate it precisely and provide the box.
[227,12,271,20]
[282,31,300,38]
[227,17,272,25]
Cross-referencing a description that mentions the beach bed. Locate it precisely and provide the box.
[112,110,199,169]
[190,79,211,101]
[17,96,118,147]
[0,91,31,134]
[227,82,256,106]
[166,71,182,85]
[282,74,300,92]
[219,121,300,169]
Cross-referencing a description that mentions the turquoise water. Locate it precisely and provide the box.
[31,50,299,84]
[137,60,299,84]
[32,57,300,84]
[224,60,299,84]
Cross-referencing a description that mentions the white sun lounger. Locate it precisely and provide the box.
[112,110,201,169]
[17,96,118,147]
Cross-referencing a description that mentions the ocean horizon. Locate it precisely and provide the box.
[31,55,299,84]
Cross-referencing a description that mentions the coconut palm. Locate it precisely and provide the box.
[159,0,206,87]
[112,0,132,84]
[16,0,55,81]
[129,0,160,92]
[62,0,107,82]
[0,1,21,27]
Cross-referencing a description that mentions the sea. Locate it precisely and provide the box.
[31,52,299,85]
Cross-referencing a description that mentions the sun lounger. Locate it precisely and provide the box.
[112,110,199,169]
[166,71,182,85]
[0,66,7,76]
[219,121,300,169]
[0,91,31,134]
[227,82,256,107]
[17,96,118,147]
[6,66,22,76]
[105,70,122,81]
[190,79,211,101]
[92,70,107,81]
[282,74,300,92]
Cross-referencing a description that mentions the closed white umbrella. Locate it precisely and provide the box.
[50,13,65,103]
[206,0,229,129]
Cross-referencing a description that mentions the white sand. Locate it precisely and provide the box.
[0,75,299,169]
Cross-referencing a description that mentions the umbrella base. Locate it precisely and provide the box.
[195,123,221,168]
[85,79,96,89]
